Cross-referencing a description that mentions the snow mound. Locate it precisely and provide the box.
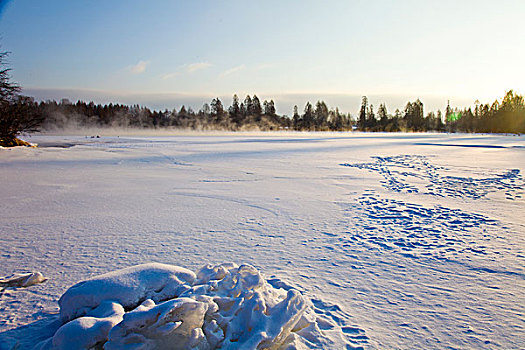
[0,272,48,288]
[58,263,196,323]
[38,263,352,349]
[52,301,125,350]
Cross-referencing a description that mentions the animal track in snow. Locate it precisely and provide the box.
[341,155,524,200]
[310,298,368,349]
[339,193,512,262]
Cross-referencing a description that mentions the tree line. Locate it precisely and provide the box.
[2,51,525,146]
[5,91,525,136]
[356,92,525,133]
[31,91,524,134]
[31,95,355,132]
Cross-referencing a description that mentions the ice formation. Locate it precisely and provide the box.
[37,262,339,349]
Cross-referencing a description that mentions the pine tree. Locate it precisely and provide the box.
[366,104,376,130]
[292,105,301,130]
[229,94,242,125]
[377,103,388,130]
[315,101,329,130]
[211,98,225,125]
[358,96,368,131]
[252,95,262,119]
[243,95,253,116]
[404,99,424,131]
[303,102,314,130]
[263,99,276,116]
[240,102,246,118]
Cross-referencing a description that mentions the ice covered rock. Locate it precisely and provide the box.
[43,262,338,349]
[58,263,196,322]
[105,298,209,350]
[52,301,125,350]
[0,272,47,288]
[180,263,308,349]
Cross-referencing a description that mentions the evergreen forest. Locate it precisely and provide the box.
[24,91,525,134]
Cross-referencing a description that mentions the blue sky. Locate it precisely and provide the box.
[1,0,524,114]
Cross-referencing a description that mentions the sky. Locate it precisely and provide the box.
[1,0,524,115]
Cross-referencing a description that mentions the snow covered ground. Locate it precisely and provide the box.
[0,132,524,349]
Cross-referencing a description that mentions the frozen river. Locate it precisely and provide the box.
[1,132,524,349]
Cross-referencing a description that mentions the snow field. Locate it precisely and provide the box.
[0,132,523,349]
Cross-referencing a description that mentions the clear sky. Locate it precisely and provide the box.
[1,0,524,114]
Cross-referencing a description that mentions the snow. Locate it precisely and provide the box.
[0,132,524,349]
[58,263,195,323]
[37,262,345,349]
[51,301,124,350]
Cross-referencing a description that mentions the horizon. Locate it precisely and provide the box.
[23,87,478,116]
[1,1,524,115]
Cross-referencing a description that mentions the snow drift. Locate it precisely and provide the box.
[36,263,344,349]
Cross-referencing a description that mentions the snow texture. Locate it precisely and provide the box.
[37,263,350,349]
[58,263,196,323]
[0,133,524,349]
